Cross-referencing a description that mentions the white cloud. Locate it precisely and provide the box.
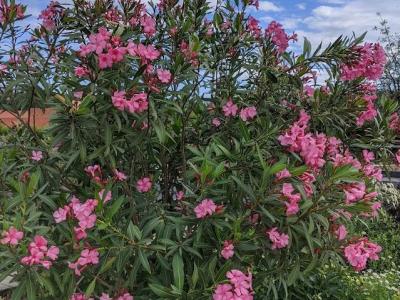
[297,0,400,47]
[296,3,306,10]
[258,1,283,12]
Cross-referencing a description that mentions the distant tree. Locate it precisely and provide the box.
[376,15,400,100]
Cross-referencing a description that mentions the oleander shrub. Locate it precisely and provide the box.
[0,0,399,299]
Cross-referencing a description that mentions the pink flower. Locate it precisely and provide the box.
[31,150,43,161]
[114,169,127,181]
[222,99,238,117]
[343,182,366,204]
[226,269,253,297]
[276,169,291,180]
[99,189,112,204]
[239,106,257,122]
[117,293,134,300]
[70,293,93,300]
[136,177,152,193]
[194,198,217,219]
[78,249,99,265]
[213,284,234,300]
[53,206,70,223]
[73,227,87,240]
[157,69,172,83]
[112,91,127,111]
[266,227,289,249]
[282,183,301,216]
[141,14,156,36]
[396,149,400,165]
[212,118,221,127]
[341,43,386,81]
[21,235,58,269]
[176,190,185,201]
[362,150,375,163]
[74,66,89,78]
[46,246,59,260]
[221,240,234,259]
[335,225,347,241]
[100,294,112,300]
[1,227,23,245]
[98,53,113,69]
[265,21,296,53]
[344,238,382,271]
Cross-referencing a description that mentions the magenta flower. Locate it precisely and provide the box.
[99,189,112,204]
[136,177,152,193]
[222,99,238,117]
[239,106,257,121]
[176,190,185,201]
[99,294,112,300]
[213,284,234,300]
[74,66,89,78]
[21,235,59,269]
[212,118,221,127]
[117,293,134,300]
[266,227,289,249]
[343,182,366,204]
[221,240,234,260]
[194,198,217,219]
[157,69,172,83]
[53,206,70,223]
[335,224,347,241]
[0,227,24,245]
[275,169,291,180]
[344,238,381,271]
[31,150,43,161]
[114,169,127,181]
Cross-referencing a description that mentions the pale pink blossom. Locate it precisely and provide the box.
[221,240,234,259]
[99,189,112,204]
[335,225,347,241]
[114,169,127,181]
[276,169,291,180]
[136,177,152,193]
[266,227,289,249]
[222,99,238,117]
[239,106,257,121]
[157,69,171,83]
[194,198,217,219]
[31,150,43,161]
[344,238,381,271]
[0,227,23,245]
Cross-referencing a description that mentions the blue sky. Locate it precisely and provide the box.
[19,0,400,47]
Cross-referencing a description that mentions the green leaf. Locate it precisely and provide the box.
[149,284,180,298]
[127,221,142,240]
[85,279,96,296]
[172,253,184,291]
[138,249,151,273]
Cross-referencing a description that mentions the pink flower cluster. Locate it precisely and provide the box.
[278,110,326,170]
[222,99,257,122]
[343,182,366,204]
[275,169,291,180]
[266,227,289,249]
[140,14,156,37]
[0,1,24,24]
[247,16,261,38]
[213,269,253,300]
[100,292,133,300]
[39,1,63,31]
[68,248,99,276]
[111,91,148,114]
[21,235,59,269]
[194,198,217,219]
[355,83,378,127]
[136,177,152,193]
[281,183,301,216]
[341,43,386,81]
[79,27,160,70]
[75,66,89,78]
[335,224,347,241]
[0,227,23,245]
[221,240,234,260]
[180,41,199,67]
[53,196,98,240]
[344,238,382,271]
[85,164,104,184]
[265,21,297,54]
[31,150,43,161]
[389,113,400,133]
